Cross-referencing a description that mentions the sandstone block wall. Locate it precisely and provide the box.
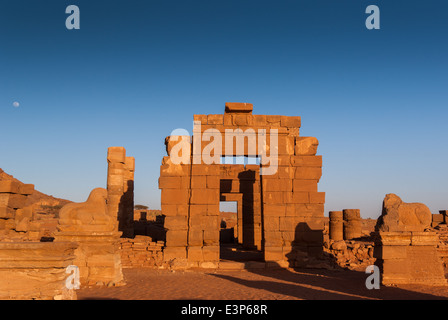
[159,158,221,268]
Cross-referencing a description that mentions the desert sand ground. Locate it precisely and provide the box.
[77,267,448,300]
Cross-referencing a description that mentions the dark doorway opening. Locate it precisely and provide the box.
[219,198,263,262]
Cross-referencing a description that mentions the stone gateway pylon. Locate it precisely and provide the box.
[159,102,325,269]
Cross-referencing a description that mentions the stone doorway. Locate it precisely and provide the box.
[219,166,264,263]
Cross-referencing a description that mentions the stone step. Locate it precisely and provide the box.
[218,260,267,270]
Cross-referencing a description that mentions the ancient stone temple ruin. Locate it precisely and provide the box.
[2,102,447,300]
[159,102,325,268]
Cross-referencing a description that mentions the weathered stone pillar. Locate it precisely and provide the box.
[329,211,343,241]
[107,147,135,237]
[343,209,362,240]
[107,147,126,233]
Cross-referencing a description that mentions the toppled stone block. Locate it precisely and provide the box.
[19,184,34,195]
[295,137,319,156]
[0,194,28,209]
[0,181,21,194]
[225,102,253,114]
[0,206,15,219]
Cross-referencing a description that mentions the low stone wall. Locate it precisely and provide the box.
[0,241,77,300]
[120,236,164,268]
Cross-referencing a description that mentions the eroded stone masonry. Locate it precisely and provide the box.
[159,102,325,268]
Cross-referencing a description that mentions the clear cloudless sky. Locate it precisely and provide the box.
[1,0,447,219]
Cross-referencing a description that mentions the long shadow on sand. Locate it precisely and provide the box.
[210,265,448,300]
[211,218,448,300]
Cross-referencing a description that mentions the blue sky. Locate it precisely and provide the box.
[1,0,447,218]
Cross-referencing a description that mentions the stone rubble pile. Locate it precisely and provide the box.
[323,239,375,271]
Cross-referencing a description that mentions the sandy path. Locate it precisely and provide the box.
[77,267,448,300]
